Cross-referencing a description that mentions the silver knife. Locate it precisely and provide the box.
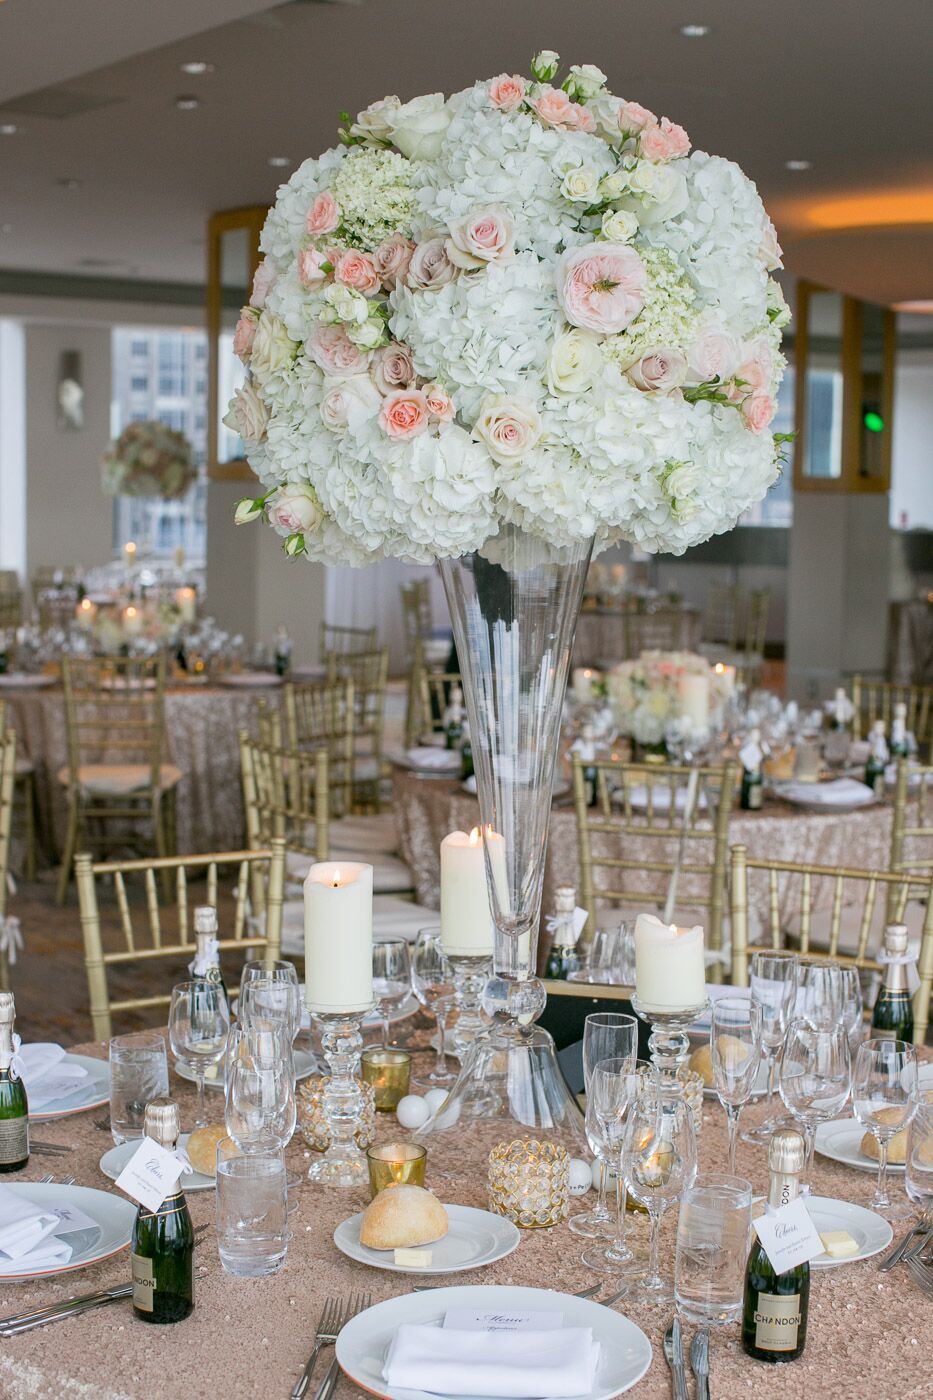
[314,1356,340,1400]
[0,1284,132,1337]
[663,1321,689,1400]
[877,1220,922,1272]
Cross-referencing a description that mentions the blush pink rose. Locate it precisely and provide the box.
[685,327,741,385]
[373,234,416,288]
[732,341,774,399]
[307,325,372,378]
[233,309,258,361]
[487,74,526,111]
[742,393,775,434]
[446,205,516,269]
[555,242,647,335]
[298,246,329,289]
[407,237,458,291]
[639,117,691,161]
[531,85,577,128]
[568,104,596,133]
[333,249,381,297]
[423,382,455,422]
[628,347,688,392]
[249,260,277,310]
[305,192,339,238]
[618,100,657,135]
[371,341,416,395]
[379,389,430,440]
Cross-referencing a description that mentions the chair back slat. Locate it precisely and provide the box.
[320,622,377,656]
[240,729,331,868]
[145,869,161,948]
[323,647,388,811]
[0,728,16,989]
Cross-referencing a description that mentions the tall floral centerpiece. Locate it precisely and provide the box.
[234,52,787,1137]
[101,421,196,499]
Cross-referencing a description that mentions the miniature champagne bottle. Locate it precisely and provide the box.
[0,992,28,1174]
[742,1129,810,1362]
[131,1099,194,1324]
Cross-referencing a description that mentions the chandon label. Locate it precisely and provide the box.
[754,1293,801,1351]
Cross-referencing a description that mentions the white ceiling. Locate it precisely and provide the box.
[0,0,931,303]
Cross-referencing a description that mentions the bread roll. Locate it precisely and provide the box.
[860,1106,909,1164]
[359,1184,448,1250]
[186,1123,226,1177]
[689,1043,713,1087]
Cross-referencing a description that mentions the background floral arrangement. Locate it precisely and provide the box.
[232,51,789,565]
[606,650,731,746]
[101,420,197,500]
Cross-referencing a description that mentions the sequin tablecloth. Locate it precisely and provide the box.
[2,682,281,863]
[0,1030,928,1400]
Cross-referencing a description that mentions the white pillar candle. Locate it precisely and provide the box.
[174,586,197,623]
[572,667,599,704]
[121,604,142,637]
[440,829,493,956]
[124,541,137,565]
[75,598,97,629]
[713,662,736,697]
[634,912,705,1011]
[303,861,374,1013]
[678,671,710,729]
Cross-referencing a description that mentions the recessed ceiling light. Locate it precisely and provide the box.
[175,95,200,111]
[785,159,812,171]
[56,177,82,189]
[679,23,711,37]
[268,156,291,168]
[0,123,17,135]
[180,61,214,76]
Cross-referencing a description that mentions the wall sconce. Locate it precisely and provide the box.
[57,350,84,429]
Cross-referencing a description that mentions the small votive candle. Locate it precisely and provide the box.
[366,1141,427,1199]
[360,1048,411,1111]
[487,1138,570,1229]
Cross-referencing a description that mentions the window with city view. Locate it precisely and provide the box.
[110,326,208,563]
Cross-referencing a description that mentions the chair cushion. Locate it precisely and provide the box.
[286,848,413,895]
[277,892,437,955]
[57,763,183,797]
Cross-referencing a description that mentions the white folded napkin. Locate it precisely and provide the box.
[391,747,461,772]
[0,1186,73,1268]
[383,1323,600,1398]
[617,783,708,813]
[14,1042,89,1110]
[777,778,874,807]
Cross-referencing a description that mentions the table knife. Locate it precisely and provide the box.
[314,1356,340,1400]
[0,1284,132,1337]
[690,1326,710,1400]
[663,1320,689,1400]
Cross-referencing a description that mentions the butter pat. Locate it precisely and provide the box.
[394,1248,433,1268]
[819,1230,858,1258]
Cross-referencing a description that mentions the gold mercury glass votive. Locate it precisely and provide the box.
[366,1142,427,1198]
[488,1139,570,1229]
[360,1048,412,1111]
[297,1074,376,1152]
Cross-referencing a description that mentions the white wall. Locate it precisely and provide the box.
[891,349,933,530]
[0,320,26,579]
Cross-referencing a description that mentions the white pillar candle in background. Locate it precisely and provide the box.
[174,586,196,623]
[678,671,710,729]
[634,912,706,1011]
[440,829,494,956]
[121,604,142,637]
[303,861,374,1013]
[571,667,599,704]
[75,598,97,629]
[124,541,137,565]
[713,662,736,697]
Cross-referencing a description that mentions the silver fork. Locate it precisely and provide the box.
[906,1256,933,1297]
[290,1295,347,1400]
[313,1291,372,1400]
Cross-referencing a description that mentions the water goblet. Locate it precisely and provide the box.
[852,1037,918,1217]
[168,979,230,1128]
[798,959,844,1029]
[239,974,302,1047]
[778,1019,851,1173]
[580,1059,641,1279]
[410,927,455,1087]
[906,1088,933,1228]
[570,1014,637,1240]
[742,951,798,1145]
[224,1023,297,1155]
[372,937,411,1046]
[710,997,762,1173]
[215,1135,288,1277]
[239,959,302,1041]
[622,1081,697,1305]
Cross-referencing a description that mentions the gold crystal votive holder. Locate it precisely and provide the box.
[487,1138,570,1229]
[297,1073,376,1152]
[366,1142,427,1199]
[360,1048,412,1112]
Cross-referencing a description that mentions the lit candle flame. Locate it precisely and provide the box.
[332,868,341,887]
[468,827,480,846]
[714,662,725,674]
[80,599,92,612]
[125,606,137,619]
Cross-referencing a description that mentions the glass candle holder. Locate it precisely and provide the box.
[297,1074,376,1153]
[487,1138,570,1229]
[366,1142,428,1198]
[361,1048,412,1111]
[638,1064,704,1136]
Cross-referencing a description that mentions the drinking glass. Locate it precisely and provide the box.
[710,998,762,1173]
[906,1088,933,1225]
[778,1019,851,1172]
[224,1024,297,1155]
[372,938,411,1046]
[798,960,843,1029]
[839,966,865,1052]
[410,928,455,1086]
[583,927,623,984]
[622,1082,697,1304]
[743,951,798,1145]
[239,960,301,1033]
[239,975,302,1047]
[674,1173,753,1325]
[853,1037,918,1217]
[580,1059,641,1279]
[571,1013,638,1239]
[108,1031,169,1146]
[215,1135,288,1277]
[169,980,230,1128]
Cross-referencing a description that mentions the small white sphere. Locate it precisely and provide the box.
[396,1094,430,1130]
[568,1158,593,1196]
[423,1088,450,1113]
[435,1100,461,1129]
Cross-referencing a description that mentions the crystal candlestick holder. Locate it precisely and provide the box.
[448,952,492,1059]
[631,995,710,1091]
[307,1005,375,1187]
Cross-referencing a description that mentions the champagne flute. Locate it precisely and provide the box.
[169,980,230,1128]
[853,1037,917,1217]
[743,951,797,1145]
[580,1058,640,1278]
[778,1019,851,1173]
[710,997,762,1173]
[372,938,411,1047]
[410,928,455,1086]
[622,1081,697,1304]
[839,966,865,1053]
[571,1013,638,1239]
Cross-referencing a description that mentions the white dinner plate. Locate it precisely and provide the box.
[29,1054,110,1122]
[814,1117,906,1173]
[0,673,57,689]
[99,1133,214,1192]
[173,1045,317,1088]
[0,1182,135,1282]
[334,1204,520,1276]
[217,672,283,687]
[806,1195,893,1268]
[461,774,571,802]
[335,1285,653,1400]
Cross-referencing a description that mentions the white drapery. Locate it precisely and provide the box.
[323,560,450,672]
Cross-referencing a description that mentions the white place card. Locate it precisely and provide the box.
[443,1309,562,1333]
[753,1198,824,1274]
[114,1136,185,1213]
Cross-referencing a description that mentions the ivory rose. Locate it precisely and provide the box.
[618,100,656,135]
[307,325,372,378]
[473,394,542,463]
[320,375,382,432]
[373,234,415,288]
[423,383,455,421]
[600,208,638,242]
[350,95,400,143]
[555,242,647,335]
[567,64,607,101]
[628,347,688,392]
[487,74,526,111]
[305,192,339,238]
[386,93,452,160]
[333,249,381,296]
[223,382,269,442]
[685,326,741,385]
[297,246,330,289]
[249,260,276,310]
[233,307,259,361]
[268,481,324,537]
[371,341,416,395]
[250,314,298,380]
[742,393,776,434]
[347,314,387,350]
[560,165,601,204]
[446,205,516,269]
[379,389,430,439]
[407,237,458,290]
[547,329,603,395]
[639,118,691,162]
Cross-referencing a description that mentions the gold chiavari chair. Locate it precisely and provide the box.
[0,571,19,592]
[889,757,933,917]
[0,727,17,991]
[416,666,463,745]
[572,755,738,959]
[319,621,377,657]
[57,654,182,904]
[0,591,23,631]
[730,844,933,1046]
[401,579,433,667]
[851,676,933,756]
[702,581,741,650]
[324,646,389,811]
[0,700,37,883]
[75,842,285,1040]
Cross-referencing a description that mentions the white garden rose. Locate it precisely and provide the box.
[268,481,325,538]
[601,208,638,242]
[223,382,270,442]
[249,314,297,381]
[473,393,543,463]
[567,64,607,100]
[386,93,452,160]
[560,164,602,204]
[624,161,689,222]
[347,314,387,349]
[599,170,628,200]
[350,96,401,143]
[445,205,516,269]
[319,375,382,433]
[547,329,603,395]
[321,284,370,327]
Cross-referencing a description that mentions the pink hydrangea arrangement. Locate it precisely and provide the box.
[101,420,196,500]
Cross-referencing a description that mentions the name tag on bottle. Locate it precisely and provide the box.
[753,1198,824,1274]
[115,1137,185,1212]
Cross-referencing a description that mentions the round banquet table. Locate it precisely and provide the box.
[1,680,282,864]
[392,767,896,943]
[0,1026,928,1400]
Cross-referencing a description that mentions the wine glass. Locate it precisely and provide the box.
[225,1024,297,1155]
[798,960,843,1029]
[622,1081,697,1305]
[571,1013,638,1240]
[372,938,411,1046]
[580,1058,641,1279]
[239,959,302,1041]
[410,928,455,1087]
[853,1037,918,1217]
[839,966,865,1053]
[743,951,798,1145]
[169,980,230,1128]
[239,973,302,1048]
[778,1019,851,1173]
[906,1088,933,1227]
[710,997,762,1173]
